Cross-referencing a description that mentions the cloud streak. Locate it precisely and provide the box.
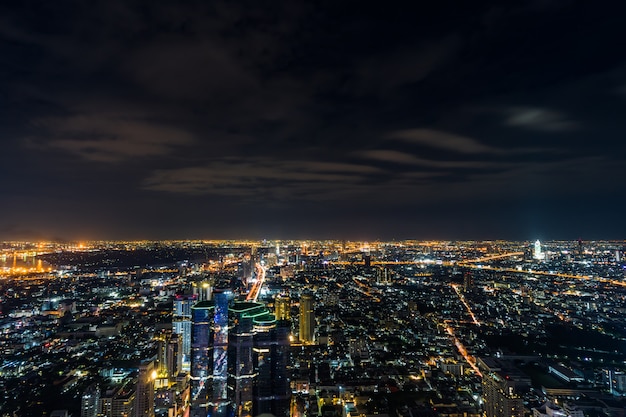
[385,128,499,154]
[504,107,578,131]
[31,114,195,162]
[142,159,386,200]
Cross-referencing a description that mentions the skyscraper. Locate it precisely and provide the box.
[213,291,229,403]
[184,291,291,417]
[274,295,291,321]
[173,294,196,372]
[230,302,268,417]
[254,317,290,417]
[228,301,291,417]
[133,361,155,417]
[99,380,136,417]
[299,294,315,343]
[166,333,182,378]
[81,383,100,417]
[480,359,526,417]
[190,300,215,416]
[533,240,544,260]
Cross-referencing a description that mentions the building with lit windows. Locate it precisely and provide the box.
[133,361,155,417]
[190,300,215,417]
[99,380,136,417]
[534,240,544,260]
[80,383,100,417]
[173,294,196,372]
[254,315,290,417]
[299,293,315,343]
[480,358,527,417]
[274,295,291,321]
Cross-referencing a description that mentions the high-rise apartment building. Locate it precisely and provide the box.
[299,294,315,343]
[81,383,100,417]
[133,361,155,417]
[274,295,291,321]
[480,358,527,417]
[99,380,135,417]
[167,333,182,378]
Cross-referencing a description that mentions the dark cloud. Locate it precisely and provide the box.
[29,114,195,162]
[0,0,625,240]
[142,159,385,200]
[385,129,500,154]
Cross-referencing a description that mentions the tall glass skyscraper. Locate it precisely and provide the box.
[190,300,214,416]
[212,291,229,402]
[189,295,290,417]
[254,317,290,417]
[173,294,196,372]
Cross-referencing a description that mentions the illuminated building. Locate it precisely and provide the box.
[533,240,544,260]
[274,295,291,321]
[532,402,584,417]
[133,361,155,417]
[482,371,524,417]
[173,294,196,372]
[299,293,315,343]
[241,253,254,288]
[185,291,291,417]
[156,332,175,379]
[167,334,182,378]
[254,316,290,417]
[194,281,213,301]
[463,271,473,292]
[190,300,215,416]
[480,359,526,417]
[229,301,290,417]
[100,381,135,417]
[81,383,100,417]
[230,302,266,417]
[212,291,229,402]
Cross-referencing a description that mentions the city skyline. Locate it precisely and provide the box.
[1,238,625,416]
[1,1,625,240]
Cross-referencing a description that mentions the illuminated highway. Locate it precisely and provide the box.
[246,263,266,302]
[451,284,480,326]
[351,277,381,302]
[460,252,524,263]
[444,323,482,377]
[460,263,626,287]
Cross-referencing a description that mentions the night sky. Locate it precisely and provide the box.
[1,1,625,241]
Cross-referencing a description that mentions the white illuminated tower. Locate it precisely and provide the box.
[533,240,544,260]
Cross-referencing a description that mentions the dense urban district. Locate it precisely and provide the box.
[1,239,626,417]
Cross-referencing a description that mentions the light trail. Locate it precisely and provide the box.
[451,284,480,326]
[460,252,524,263]
[445,323,482,377]
[351,277,381,302]
[246,262,265,302]
[459,264,626,287]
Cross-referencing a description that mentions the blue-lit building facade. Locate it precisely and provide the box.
[189,295,290,417]
[174,294,196,372]
[212,291,229,403]
[190,300,215,417]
